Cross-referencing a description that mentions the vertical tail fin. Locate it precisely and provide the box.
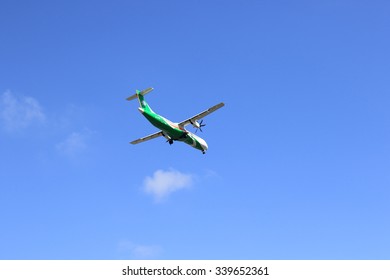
[126,87,154,111]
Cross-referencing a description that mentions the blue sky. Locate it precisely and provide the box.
[1,0,389,259]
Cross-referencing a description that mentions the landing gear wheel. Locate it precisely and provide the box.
[168,139,174,145]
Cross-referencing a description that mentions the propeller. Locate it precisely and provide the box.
[195,119,206,133]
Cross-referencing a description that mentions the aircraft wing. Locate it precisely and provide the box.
[178,102,225,127]
[130,131,164,145]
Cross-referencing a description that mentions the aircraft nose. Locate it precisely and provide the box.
[201,140,208,151]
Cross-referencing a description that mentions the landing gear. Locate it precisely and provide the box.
[163,132,174,145]
[202,150,206,154]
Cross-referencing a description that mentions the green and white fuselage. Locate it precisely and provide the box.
[138,98,208,152]
[127,88,224,154]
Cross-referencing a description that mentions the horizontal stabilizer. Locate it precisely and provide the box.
[126,87,154,101]
[139,87,154,96]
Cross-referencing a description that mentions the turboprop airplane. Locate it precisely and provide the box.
[126,87,224,154]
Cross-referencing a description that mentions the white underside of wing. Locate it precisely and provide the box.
[130,131,163,144]
[178,102,225,128]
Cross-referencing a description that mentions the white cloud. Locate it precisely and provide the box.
[143,169,194,201]
[131,244,162,259]
[56,129,94,157]
[118,240,162,259]
[0,91,45,131]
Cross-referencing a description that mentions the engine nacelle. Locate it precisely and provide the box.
[192,120,201,128]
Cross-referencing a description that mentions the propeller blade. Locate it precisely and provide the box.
[194,119,206,133]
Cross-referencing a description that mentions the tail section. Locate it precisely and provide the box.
[126,87,154,111]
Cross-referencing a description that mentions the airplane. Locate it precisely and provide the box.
[126,87,224,154]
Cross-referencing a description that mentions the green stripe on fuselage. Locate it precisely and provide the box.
[184,133,204,150]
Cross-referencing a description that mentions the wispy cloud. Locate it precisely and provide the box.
[118,240,162,259]
[131,244,162,259]
[0,91,46,131]
[143,169,194,201]
[56,129,94,158]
